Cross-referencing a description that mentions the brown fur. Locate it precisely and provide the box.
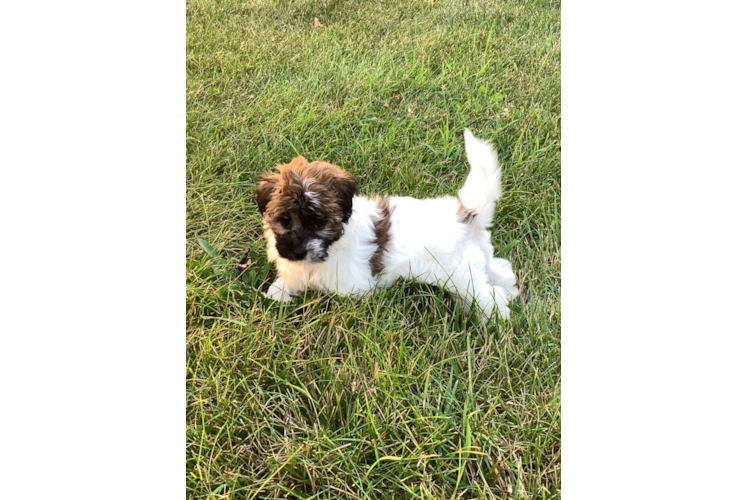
[456,199,477,224]
[369,196,393,277]
[255,156,357,261]
[257,157,356,224]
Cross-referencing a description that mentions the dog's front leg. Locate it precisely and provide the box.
[263,276,295,303]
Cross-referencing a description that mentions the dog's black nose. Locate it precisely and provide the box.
[292,248,307,260]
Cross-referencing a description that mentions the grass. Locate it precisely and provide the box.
[186,0,560,498]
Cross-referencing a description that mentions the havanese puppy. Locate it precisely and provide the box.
[255,129,519,320]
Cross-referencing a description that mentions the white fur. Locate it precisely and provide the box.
[305,238,327,262]
[262,129,519,320]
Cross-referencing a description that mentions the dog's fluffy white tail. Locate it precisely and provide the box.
[457,129,501,228]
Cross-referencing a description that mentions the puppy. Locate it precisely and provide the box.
[255,129,519,319]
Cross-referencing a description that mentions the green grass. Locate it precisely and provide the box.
[187,0,560,498]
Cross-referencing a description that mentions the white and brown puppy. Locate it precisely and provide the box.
[255,129,519,319]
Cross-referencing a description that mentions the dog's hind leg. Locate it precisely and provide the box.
[485,283,512,319]
[457,278,511,321]
[475,230,519,301]
[442,245,512,320]
[487,258,519,301]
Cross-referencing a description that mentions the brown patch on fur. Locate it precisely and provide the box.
[369,196,393,277]
[456,199,477,224]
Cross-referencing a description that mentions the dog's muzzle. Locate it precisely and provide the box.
[276,233,328,262]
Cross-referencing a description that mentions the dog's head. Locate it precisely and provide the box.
[256,156,357,262]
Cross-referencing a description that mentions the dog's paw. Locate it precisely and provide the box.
[503,285,519,303]
[489,258,519,300]
[471,302,510,323]
[263,289,293,303]
[489,286,512,320]
[496,304,511,321]
[263,278,294,303]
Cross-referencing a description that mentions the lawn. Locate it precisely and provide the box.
[187,0,560,498]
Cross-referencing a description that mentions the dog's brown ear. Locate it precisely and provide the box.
[331,174,358,223]
[255,172,280,215]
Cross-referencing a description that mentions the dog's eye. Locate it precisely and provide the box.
[278,216,291,229]
[313,219,325,229]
